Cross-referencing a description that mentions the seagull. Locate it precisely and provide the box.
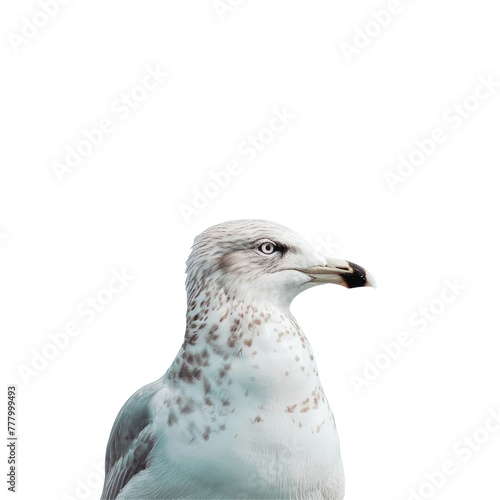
[101,219,375,500]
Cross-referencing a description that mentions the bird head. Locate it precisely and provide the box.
[186,219,375,308]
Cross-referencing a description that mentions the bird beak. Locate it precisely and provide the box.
[302,257,376,289]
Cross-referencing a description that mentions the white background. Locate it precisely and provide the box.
[2,1,500,499]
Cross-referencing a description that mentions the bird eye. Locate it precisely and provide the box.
[258,241,277,255]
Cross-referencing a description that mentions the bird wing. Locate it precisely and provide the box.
[101,381,161,500]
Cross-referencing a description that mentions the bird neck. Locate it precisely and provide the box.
[165,286,322,405]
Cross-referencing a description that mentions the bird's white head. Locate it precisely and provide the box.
[186,220,375,309]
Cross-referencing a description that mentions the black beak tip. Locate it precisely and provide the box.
[342,261,370,289]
